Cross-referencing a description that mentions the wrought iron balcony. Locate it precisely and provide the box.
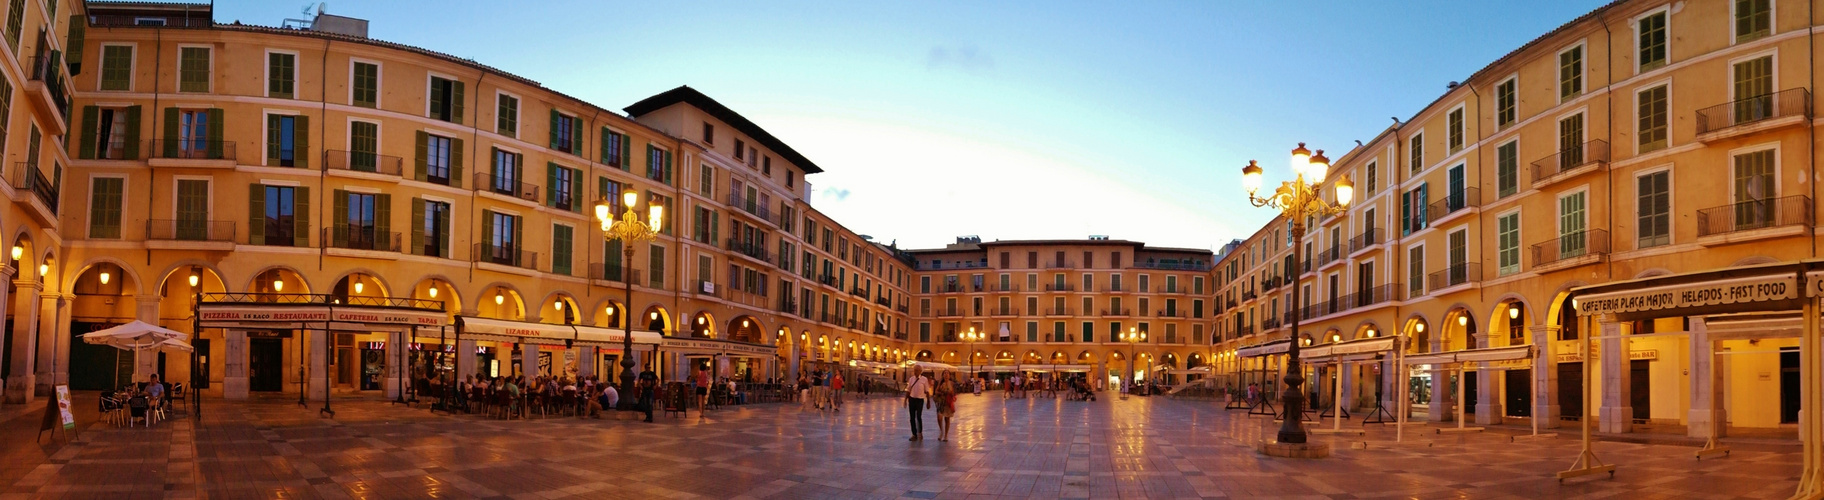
[1426,187,1483,224]
[1530,140,1609,186]
[323,225,401,252]
[147,219,234,242]
[325,150,405,177]
[1045,308,1074,316]
[725,238,773,262]
[1531,229,1609,268]
[1696,88,1811,138]
[1102,309,1131,317]
[149,139,235,161]
[1348,228,1383,253]
[1426,262,1481,291]
[1696,195,1812,238]
[13,165,55,212]
[474,242,537,270]
[477,172,541,204]
[1044,283,1076,292]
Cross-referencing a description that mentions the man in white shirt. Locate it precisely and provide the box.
[906,367,932,441]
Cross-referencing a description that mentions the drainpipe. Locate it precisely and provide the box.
[145,25,162,267]
[466,69,489,284]
[1597,12,1614,283]
[317,38,329,272]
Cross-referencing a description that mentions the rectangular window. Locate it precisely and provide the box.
[348,121,378,172]
[734,139,745,160]
[428,76,463,123]
[1081,322,1094,343]
[99,45,132,91]
[169,179,210,241]
[418,199,450,257]
[425,134,453,185]
[1559,192,1588,257]
[1736,0,1772,43]
[1733,56,1775,122]
[177,110,210,157]
[261,185,298,246]
[1496,141,1518,198]
[88,106,134,160]
[1365,162,1377,194]
[552,224,574,276]
[351,61,378,108]
[1408,133,1424,173]
[602,129,625,168]
[1559,45,1583,101]
[649,244,666,289]
[1734,149,1776,228]
[703,122,714,144]
[1639,10,1668,70]
[265,114,307,167]
[646,146,673,185]
[1498,213,1520,275]
[4,0,21,52]
[267,52,295,99]
[1637,171,1670,248]
[1558,113,1585,168]
[1638,85,1668,152]
[1496,78,1516,128]
[1407,246,1424,297]
[496,94,519,137]
[1447,107,1464,153]
[1026,322,1038,342]
[177,47,211,93]
[550,112,581,155]
[88,177,124,239]
[550,163,577,211]
[337,191,377,250]
[487,211,520,264]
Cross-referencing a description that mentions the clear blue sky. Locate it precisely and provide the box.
[220,0,1609,251]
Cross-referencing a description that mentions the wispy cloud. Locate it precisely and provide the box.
[820,186,853,202]
[926,45,994,74]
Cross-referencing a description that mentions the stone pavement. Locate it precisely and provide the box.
[0,390,1799,499]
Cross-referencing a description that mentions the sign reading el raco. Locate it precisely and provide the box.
[1577,274,1795,315]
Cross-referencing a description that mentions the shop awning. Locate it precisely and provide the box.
[1576,273,1796,315]
[456,316,662,347]
[1403,345,1534,367]
[907,361,958,371]
[661,336,777,357]
[1303,336,1397,364]
[1238,339,1291,358]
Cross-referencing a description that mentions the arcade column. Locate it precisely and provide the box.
[223,330,249,400]
[1531,325,1561,428]
[1687,317,1724,438]
[1475,334,1503,425]
[1597,315,1633,434]
[521,344,540,378]
[2,278,31,403]
[1428,336,1455,423]
[383,331,402,400]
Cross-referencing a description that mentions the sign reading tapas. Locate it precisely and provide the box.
[1577,274,1794,315]
[200,306,447,327]
[661,338,776,355]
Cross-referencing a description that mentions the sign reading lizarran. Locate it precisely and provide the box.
[1576,274,1795,315]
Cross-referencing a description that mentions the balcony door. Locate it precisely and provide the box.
[1447,164,1465,211]
[1558,192,1587,258]
[1733,150,1775,229]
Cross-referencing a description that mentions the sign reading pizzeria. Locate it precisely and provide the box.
[1577,274,1795,315]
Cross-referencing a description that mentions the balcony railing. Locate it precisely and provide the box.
[1155,310,1185,318]
[991,307,1021,316]
[476,172,541,204]
[1045,261,1075,269]
[989,283,1020,292]
[725,192,774,223]
[1044,283,1076,292]
[1133,261,1210,271]
[695,280,718,296]
[1696,195,1813,237]
[1315,245,1342,267]
[323,226,400,252]
[1045,308,1074,316]
[90,14,213,28]
[1101,309,1131,317]
[1348,228,1383,253]
[325,150,405,177]
[726,238,773,262]
[1340,284,1401,310]
[474,242,538,270]
[1530,140,1609,185]
[1696,88,1811,136]
[937,283,966,293]
[778,298,796,314]
[1532,229,1609,268]
[1261,317,1281,330]
[26,55,70,121]
[936,309,965,318]
[147,219,234,242]
[13,165,56,211]
[1427,187,1483,224]
[592,265,642,285]
[1426,262,1481,291]
[149,139,235,161]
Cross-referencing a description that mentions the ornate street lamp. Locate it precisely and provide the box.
[960,326,984,391]
[1119,326,1146,400]
[1241,143,1353,445]
[597,190,663,411]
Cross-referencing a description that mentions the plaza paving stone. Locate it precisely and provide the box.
[0,390,1800,499]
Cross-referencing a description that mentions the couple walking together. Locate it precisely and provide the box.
[905,367,961,442]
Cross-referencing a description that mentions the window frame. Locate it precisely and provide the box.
[1496,209,1521,276]
[175,44,211,93]
[1634,165,1673,249]
[261,109,303,168]
[1727,50,1780,101]
[96,43,135,92]
[170,175,213,222]
[1494,75,1518,129]
[348,58,382,108]
[1557,41,1587,103]
[424,73,461,123]
[1635,81,1671,154]
[495,90,521,138]
[1445,103,1466,154]
[263,49,299,99]
[1634,6,1671,73]
[1732,0,1775,44]
[1728,142,1782,205]
[87,174,128,239]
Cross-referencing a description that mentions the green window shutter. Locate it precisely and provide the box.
[569,168,583,213]
[331,190,348,247]
[64,15,83,72]
[206,111,224,159]
[549,110,561,150]
[710,211,719,244]
[428,80,445,119]
[293,186,310,247]
[664,151,674,184]
[413,131,428,181]
[436,204,450,257]
[77,105,96,159]
[553,224,573,276]
[570,121,583,155]
[451,81,465,124]
[545,162,559,207]
[600,127,611,163]
[481,211,495,255]
[248,184,265,244]
[598,176,608,203]
[649,245,665,288]
[374,194,391,247]
[121,106,140,160]
[161,107,178,157]
[88,178,122,238]
[644,145,653,177]
[514,217,524,265]
[410,198,425,255]
[620,134,631,171]
[450,138,464,188]
[266,115,280,164]
[605,237,622,280]
[293,115,309,168]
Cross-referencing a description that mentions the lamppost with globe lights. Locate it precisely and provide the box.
[960,326,984,393]
[595,190,663,411]
[1119,326,1146,400]
[1241,143,1353,445]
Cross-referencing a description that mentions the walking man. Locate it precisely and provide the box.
[907,367,932,441]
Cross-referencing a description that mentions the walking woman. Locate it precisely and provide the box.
[935,372,958,442]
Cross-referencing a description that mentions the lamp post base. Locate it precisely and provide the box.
[1256,439,1332,459]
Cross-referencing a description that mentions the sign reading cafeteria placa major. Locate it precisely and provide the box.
[661,338,777,356]
[199,306,447,327]
[1577,274,1796,315]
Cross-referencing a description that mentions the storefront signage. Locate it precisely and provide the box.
[1576,274,1795,315]
[662,338,777,356]
[1556,349,1658,363]
[199,305,447,327]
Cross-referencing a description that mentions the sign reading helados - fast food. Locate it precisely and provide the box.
[1576,274,1795,315]
[199,305,447,327]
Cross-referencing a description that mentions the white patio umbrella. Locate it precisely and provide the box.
[81,321,189,389]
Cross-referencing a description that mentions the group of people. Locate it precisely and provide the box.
[797,369,846,412]
[456,370,662,422]
[904,367,965,441]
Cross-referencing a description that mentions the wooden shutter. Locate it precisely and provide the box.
[248,184,265,244]
[162,107,178,158]
[293,115,310,168]
[549,110,561,150]
[64,15,83,72]
[413,131,428,181]
[121,106,140,160]
[374,193,391,249]
[332,189,348,247]
[436,203,450,257]
[553,224,572,275]
[206,110,224,159]
[569,167,583,213]
[293,186,310,247]
[569,119,583,156]
[605,236,622,280]
[428,79,444,119]
[710,211,719,244]
[450,138,465,188]
[77,106,96,159]
[600,127,612,163]
[410,198,425,255]
[620,134,631,171]
[513,216,524,266]
[481,211,495,256]
[663,150,673,184]
[451,81,465,124]
[545,162,558,207]
[266,114,281,164]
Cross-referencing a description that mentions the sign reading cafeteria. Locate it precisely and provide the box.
[1576,274,1795,315]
